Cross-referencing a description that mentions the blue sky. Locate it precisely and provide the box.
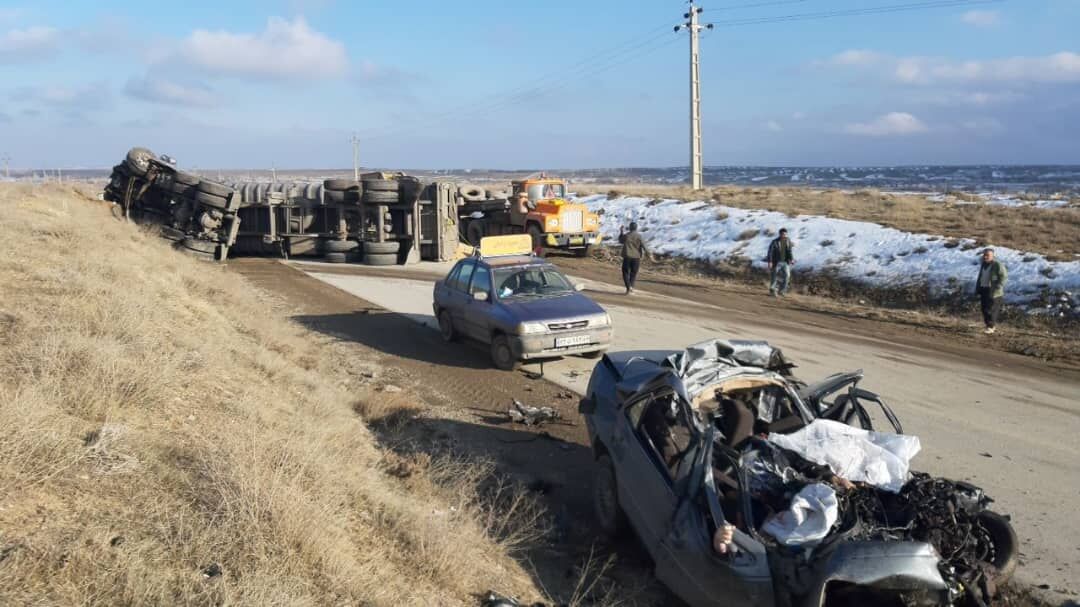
[1,0,1078,169]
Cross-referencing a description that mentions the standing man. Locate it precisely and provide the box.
[618,222,647,294]
[975,248,1007,334]
[767,228,795,297]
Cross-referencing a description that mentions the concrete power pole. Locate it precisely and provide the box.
[1,155,9,179]
[350,132,360,181]
[676,3,712,190]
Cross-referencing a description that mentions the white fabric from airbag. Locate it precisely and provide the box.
[761,483,838,547]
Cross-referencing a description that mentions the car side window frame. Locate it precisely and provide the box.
[445,263,463,291]
[469,265,493,299]
[453,261,476,293]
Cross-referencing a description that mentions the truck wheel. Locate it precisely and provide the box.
[324,252,348,263]
[364,252,397,266]
[594,454,629,539]
[173,170,200,186]
[574,245,591,258]
[363,190,399,204]
[195,189,231,211]
[364,241,400,255]
[459,185,485,202]
[196,180,233,198]
[362,178,397,192]
[124,147,157,176]
[179,237,219,257]
[527,224,544,255]
[978,511,1018,585]
[490,334,518,371]
[324,178,358,191]
[324,239,359,253]
[438,310,458,343]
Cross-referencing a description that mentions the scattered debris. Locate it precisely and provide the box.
[380,384,402,394]
[507,399,560,426]
[202,563,223,579]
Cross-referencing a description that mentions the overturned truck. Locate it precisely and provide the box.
[103,147,462,264]
[580,340,1018,607]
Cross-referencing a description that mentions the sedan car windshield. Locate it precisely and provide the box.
[494,265,573,299]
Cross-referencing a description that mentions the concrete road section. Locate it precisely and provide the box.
[289,258,1080,595]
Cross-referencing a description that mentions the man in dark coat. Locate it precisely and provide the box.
[618,222,648,294]
[974,248,1008,334]
[767,228,795,297]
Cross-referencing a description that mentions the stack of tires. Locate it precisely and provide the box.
[361,176,406,267]
[324,179,361,204]
[363,241,399,266]
[322,238,360,264]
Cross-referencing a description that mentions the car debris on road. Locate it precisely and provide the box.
[579,338,1018,607]
[508,399,561,426]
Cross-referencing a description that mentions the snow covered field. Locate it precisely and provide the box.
[577,195,1079,316]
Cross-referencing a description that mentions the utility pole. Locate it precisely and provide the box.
[350,132,360,181]
[675,3,713,190]
[271,164,277,184]
[1,155,9,179]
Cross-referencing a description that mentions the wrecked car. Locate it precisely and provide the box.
[579,339,1017,607]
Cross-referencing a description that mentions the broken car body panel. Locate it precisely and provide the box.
[582,338,1015,607]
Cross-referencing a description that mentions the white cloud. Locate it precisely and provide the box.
[125,76,217,108]
[845,112,928,136]
[961,10,1001,28]
[961,117,1004,134]
[765,120,783,132]
[829,49,884,67]
[791,111,806,120]
[10,81,112,111]
[176,17,347,80]
[0,26,60,62]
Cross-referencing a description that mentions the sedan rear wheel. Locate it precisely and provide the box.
[438,310,458,343]
[594,454,629,539]
[490,334,518,371]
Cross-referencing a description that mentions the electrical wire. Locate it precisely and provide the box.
[707,0,810,11]
[709,0,1004,27]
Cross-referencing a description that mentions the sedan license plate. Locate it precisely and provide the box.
[556,334,591,348]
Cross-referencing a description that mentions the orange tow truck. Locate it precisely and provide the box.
[457,176,602,257]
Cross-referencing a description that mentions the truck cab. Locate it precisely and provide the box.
[510,178,601,257]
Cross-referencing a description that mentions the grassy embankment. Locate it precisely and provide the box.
[0,183,547,605]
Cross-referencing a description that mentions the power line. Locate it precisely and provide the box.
[708,0,810,11]
[709,0,1004,27]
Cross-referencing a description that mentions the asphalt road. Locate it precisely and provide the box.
[281,256,1080,598]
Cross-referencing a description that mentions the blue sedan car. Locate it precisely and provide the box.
[432,238,613,370]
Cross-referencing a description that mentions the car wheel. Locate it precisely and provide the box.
[977,511,1018,585]
[594,454,629,539]
[490,334,518,371]
[438,310,458,343]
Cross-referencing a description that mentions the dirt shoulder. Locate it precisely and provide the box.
[574,184,1080,262]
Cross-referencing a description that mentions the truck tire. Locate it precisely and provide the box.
[195,189,233,211]
[324,189,345,204]
[594,454,629,539]
[527,223,544,254]
[159,226,185,241]
[196,180,233,198]
[490,334,518,371]
[179,237,219,256]
[324,179,358,191]
[363,190,399,204]
[362,178,396,192]
[485,190,508,200]
[398,177,422,200]
[254,183,268,203]
[170,181,194,198]
[173,170,200,186]
[459,185,485,202]
[364,241,400,255]
[324,252,348,264]
[324,239,359,253]
[466,221,486,246]
[364,252,397,266]
[125,147,157,176]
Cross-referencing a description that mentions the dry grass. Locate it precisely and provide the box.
[577,184,1080,261]
[0,183,545,606]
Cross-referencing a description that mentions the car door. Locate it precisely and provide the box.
[654,428,774,607]
[609,390,680,557]
[462,265,493,341]
[445,260,475,331]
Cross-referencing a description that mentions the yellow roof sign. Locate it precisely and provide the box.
[479,234,533,258]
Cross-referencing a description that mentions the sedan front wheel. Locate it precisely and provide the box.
[490,334,518,371]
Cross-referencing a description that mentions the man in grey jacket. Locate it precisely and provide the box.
[974,248,1008,334]
[618,222,648,294]
[767,228,795,297]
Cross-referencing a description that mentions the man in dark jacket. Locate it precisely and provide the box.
[767,228,795,297]
[974,248,1008,334]
[618,222,648,294]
